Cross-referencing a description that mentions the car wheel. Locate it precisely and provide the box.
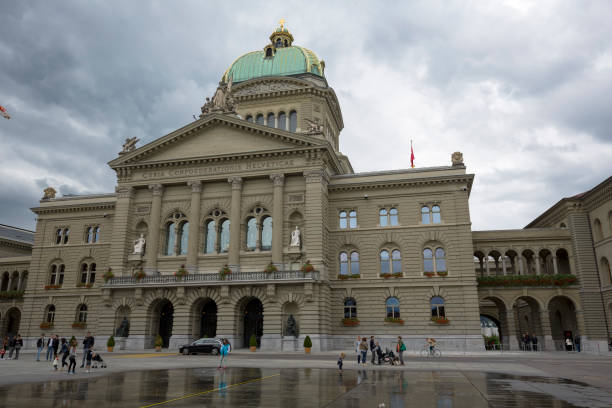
[183,348,189,355]
[211,348,219,356]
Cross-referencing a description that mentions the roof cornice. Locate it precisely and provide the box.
[328,174,474,192]
[31,202,115,215]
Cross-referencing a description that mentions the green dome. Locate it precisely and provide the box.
[222,45,324,83]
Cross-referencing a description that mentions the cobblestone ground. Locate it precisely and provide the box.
[0,351,611,407]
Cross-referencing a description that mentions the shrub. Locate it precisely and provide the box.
[154,334,163,348]
[219,264,232,280]
[103,268,114,283]
[303,335,312,348]
[107,336,115,347]
[249,334,257,348]
[175,264,188,278]
[264,263,278,273]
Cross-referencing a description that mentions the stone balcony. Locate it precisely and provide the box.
[103,270,320,288]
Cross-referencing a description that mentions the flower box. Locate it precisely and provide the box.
[76,282,93,288]
[436,271,448,277]
[264,263,278,273]
[301,261,315,273]
[219,265,232,280]
[380,273,403,279]
[342,317,360,327]
[337,274,360,280]
[0,290,24,299]
[40,322,54,329]
[71,322,87,329]
[133,270,146,281]
[477,274,577,287]
[103,268,114,283]
[175,264,188,279]
[44,285,61,290]
[431,316,450,324]
[384,317,404,325]
[423,272,435,277]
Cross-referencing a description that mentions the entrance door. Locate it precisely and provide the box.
[200,301,217,339]
[159,301,174,348]
[243,298,263,347]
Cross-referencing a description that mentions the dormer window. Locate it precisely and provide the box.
[266,47,273,57]
[275,38,282,48]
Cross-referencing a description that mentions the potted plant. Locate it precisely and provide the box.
[133,268,146,281]
[303,335,312,353]
[301,260,314,273]
[249,334,257,352]
[103,267,114,283]
[175,264,188,280]
[264,263,278,274]
[342,317,360,327]
[424,271,435,277]
[437,271,448,277]
[219,264,232,280]
[107,335,115,352]
[154,334,163,351]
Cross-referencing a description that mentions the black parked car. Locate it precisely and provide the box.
[179,338,222,355]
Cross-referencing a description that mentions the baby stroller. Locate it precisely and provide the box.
[91,352,107,368]
[381,349,398,365]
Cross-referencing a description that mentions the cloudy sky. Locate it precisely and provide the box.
[1,0,611,231]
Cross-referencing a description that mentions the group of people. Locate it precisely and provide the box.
[35,332,97,374]
[352,335,407,367]
[521,333,539,351]
[0,334,24,359]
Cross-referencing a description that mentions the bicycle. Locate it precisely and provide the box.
[419,344,441,357]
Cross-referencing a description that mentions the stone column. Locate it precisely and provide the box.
[540,310,555,351]
[186,181,202,271]
[17,274,23,291]
[485,254,490,276]
[7,275,13,291]
[513,256,520,275]
[502,256,507,275]
[227,177,243,269]
[270,174,285,266]
[505,308,520,350]
[518,255,525,275]
[145,184,164,273]
[535,256,541,275]
[552,255,559,275]
[109,186,134,276]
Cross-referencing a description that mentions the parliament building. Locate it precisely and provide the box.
[1,24,611,353]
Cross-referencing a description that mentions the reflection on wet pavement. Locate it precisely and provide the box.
[0,367,611,407]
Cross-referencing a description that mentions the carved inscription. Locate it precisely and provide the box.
[139,158,298,180]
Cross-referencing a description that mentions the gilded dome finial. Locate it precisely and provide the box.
[279,18,286,29]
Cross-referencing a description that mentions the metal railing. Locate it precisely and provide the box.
[104,270,319,287]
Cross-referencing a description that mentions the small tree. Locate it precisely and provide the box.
[154,334,163,348]
[249,334,257,348]
[303,335,312,348]
[107,335,115,348]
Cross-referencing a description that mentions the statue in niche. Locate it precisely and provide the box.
[115,317,130,337]
[133,233,146,255]
[285,314,297,337]
[290,226,301,247]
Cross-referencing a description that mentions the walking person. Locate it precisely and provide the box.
[52,334,59,357]
[531,333,538,351]
[85,347,93,373]
[36,334,45,361]
[354,336,362,364]
[7,335,16,360]
[359,337,368,366]
[565,336,573,351]
[68,343,77,374]
[374,341,383,365]
[218,339,230,369]
[337,352,345,373]
[46,335,55,361]
[13,334,23,360]
[574,335,581,352]
[60,338,69,370]
[80,332,94,368]
[396,336,406,366]
[369,336,376,364]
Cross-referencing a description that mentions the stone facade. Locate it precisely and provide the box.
[1,25,610,354]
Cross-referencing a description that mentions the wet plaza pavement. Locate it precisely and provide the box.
[1,367,612,408]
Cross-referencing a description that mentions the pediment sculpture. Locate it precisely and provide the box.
[200,76,236,117]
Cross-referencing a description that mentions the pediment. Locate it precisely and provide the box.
[109,114,324,167]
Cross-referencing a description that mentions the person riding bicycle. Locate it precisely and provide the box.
[426,338,437,355]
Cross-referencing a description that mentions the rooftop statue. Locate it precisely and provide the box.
[42,187,57,200]
[120,137,139,154]
[200,76,235,118]
[452,151,464,166]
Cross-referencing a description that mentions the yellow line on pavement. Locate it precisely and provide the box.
[139,373,280,407]
[112,353,176,358]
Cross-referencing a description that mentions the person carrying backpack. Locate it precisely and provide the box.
[396,336,406,365]
[218,339,230,369]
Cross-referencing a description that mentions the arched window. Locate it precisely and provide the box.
[344,298,357,318]
[391,250,402,274]
[77,304,88,323]
[261,216,273,250]
[80,263,88,284]
[421,206,431,224]
[85,227,93,243]
[204,220,216,254]
[339,211,348,229]
[50,264,58,285]
[430,296,445,318]
[386,297,400,318]
[594,219,603,241]
[423,249,434,273]
[178,222,189,255]
[89,263,96,283]
[435,248,446,272]
[389,208,399,226]
[93,226,100,242]
[58,264,65,285]
[63,228,69,244]
[379,209,388,227]
[49,263,65,286]
[432,206,441,223]
[275,38,282,48]
[256,114,265,125]
[80,263,96,285]
[278,112,286,130]
[246,218,258,250]
[267,113,275,127]
[380,250,390,275]
[289,110,297,132]
[165,222,176,256]
[349,211,357,228]
[339,252,348,276]
[220,219,230,252]
[56,229,63,245]
[601,257,611,285]
[246,115,253,122]
[350,252,360,275]
[266,47,273,57]
[45,305,56,323]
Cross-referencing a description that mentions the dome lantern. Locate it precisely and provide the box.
[268,18,294,50]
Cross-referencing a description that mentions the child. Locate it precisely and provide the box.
[337,352,346,373]
[52,355,59,371]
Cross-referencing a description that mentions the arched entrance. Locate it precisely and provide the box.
[5,307,21,337]
[199,300,217,339]
[149,299,174,348]
[243,298,263,348]
[479,297,508,348]
[512,296,543,350]
[548,296,578,350]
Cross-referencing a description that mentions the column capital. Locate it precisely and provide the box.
[228,177,243,190]
[114,186,134,199]
[187,180,202,193]
[270,173,285,187]
[148,184,164,196]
